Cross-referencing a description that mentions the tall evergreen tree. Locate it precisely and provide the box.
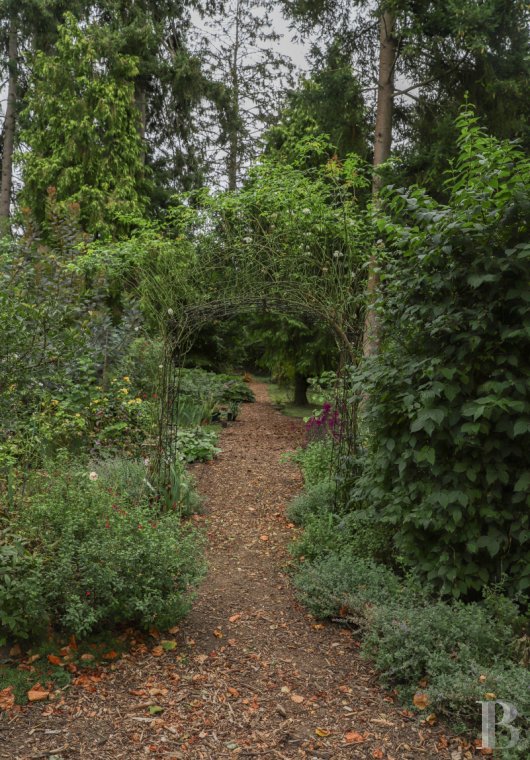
[197,0,294,189]
[265,40,369,162]
[18,14,148,239]
[92,0,216,202]
[0,0,90,232]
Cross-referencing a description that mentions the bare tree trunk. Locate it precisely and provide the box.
[362,10,396,357]
[227,0,241,191]
[0,18,18,232]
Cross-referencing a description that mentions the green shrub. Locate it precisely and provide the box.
[293,553,403,624]
[364,598,516,690]
[11,466,205,639]
[286,439,334,486]
[179,369,255,406]
[94,456,152,506]
[176,426,220,463]
[293,546,529,756]
[0,527,47,642]
[120,337,164,396]
[286,481,336,525]
[290,509,393,564]
[352,110,530,598]
[364,594,529,757]
[427,661,529,756]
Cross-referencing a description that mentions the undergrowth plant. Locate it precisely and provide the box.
[352,108,530,598]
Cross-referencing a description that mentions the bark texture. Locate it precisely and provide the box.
[0,19,18,231]
[363,11,396,357]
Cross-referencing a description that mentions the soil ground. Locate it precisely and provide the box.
[0,383,463,760]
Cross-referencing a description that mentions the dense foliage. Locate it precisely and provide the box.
[286,112,529,754]
[1,461,204,641]
[353,110,530,598]
[19,15,148,239]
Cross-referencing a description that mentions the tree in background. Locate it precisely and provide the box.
[18,14,148,240]
[0,0,91,232]
[197,0,294,189]
[280,0,530,354]
[280,0,530,186]
[93,0,215,204]
[265,40,369,163]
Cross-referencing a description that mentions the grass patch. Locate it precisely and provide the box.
[0,630,126,705]
[260,378,317,419]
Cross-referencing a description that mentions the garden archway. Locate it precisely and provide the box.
[153,291,360,501]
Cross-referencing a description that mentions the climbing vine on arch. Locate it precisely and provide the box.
[139,138,375,496]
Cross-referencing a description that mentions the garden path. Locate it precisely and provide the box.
[1,383,459,760]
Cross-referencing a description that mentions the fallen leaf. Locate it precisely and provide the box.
[484,692,496,700]
[345,731,367,744]
[290,694,304,704]
[229,614,241,623]
[167,625,180,635]
[27,654,40,664]
[425,713,437,726]
[213,629,223,638]
[27,684,50,702]
[0,687,15,711]
[149,687,168,697]
[47,654,62,666]
[259,535,269,541]
[9,644,21,657]
[315,727,330,737]
[80,653,95,662]
[372,749,384,759]
[479,674,487,683]
[227,687,240,698]
[413,692,429,710]
[148,705,164,715]
[102,650,119,661]
[151,646,164,657]
[161,640,177,651]
[312,624,325,630]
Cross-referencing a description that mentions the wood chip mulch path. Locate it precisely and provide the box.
[1,382,471,760]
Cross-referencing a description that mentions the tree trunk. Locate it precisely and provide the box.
[362,10,396,357]
[227,0,241,191]
[294,372,309,406]
[0,18,18,232]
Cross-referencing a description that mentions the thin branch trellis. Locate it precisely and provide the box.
[138,170,371,504]
[151,292,361,506]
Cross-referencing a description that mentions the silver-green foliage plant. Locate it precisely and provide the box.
[2,463,205,640]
